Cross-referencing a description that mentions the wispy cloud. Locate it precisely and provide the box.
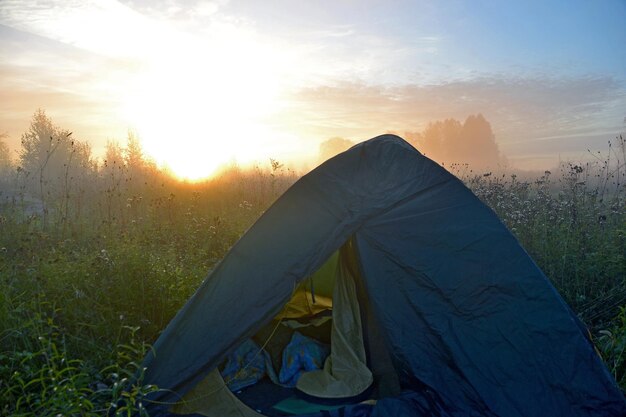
[0,23,134,149]
[0,0,168,59]
[120,0,229,18]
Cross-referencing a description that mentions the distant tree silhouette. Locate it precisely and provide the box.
[102,140,126,186]
[123,130,158,195]
[125,131,144,173]
[318,137,354,164]
[19,110,94,183]
[104,141,125,170]
[408,114,505,170]
[0,133,12,179]
[410,118,462,164]
[18,110,96,226]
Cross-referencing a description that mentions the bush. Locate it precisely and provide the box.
[0,306,157,416]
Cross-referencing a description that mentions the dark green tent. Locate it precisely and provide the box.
[142,135,625,417]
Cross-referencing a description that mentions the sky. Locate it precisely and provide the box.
[0,0,625,177]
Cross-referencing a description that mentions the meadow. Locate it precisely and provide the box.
[0,131,624,416]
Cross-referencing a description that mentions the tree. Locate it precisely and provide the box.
[410,114,505,170]
[410,118,462,163]
[318,137,354,164]
[0,133,13,179]
[123,131,150,193]
[125,131,144,173]
[455,114,502,168]
[103,140,125,176]
[18,110,95,226]
[101,140,127,223]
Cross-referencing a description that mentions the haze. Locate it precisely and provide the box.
[1,0,625,178]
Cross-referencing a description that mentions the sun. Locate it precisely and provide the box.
[122,33,284,180]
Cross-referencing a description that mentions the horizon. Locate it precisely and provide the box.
[1,0,625,178]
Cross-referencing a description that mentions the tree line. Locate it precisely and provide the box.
[0,109,169,228]
[318,113,506,170]
[0,109,298,234]
[0,110,507,227]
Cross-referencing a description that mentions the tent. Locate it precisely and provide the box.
[141,135,626,417]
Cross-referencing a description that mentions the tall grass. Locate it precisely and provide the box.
[463,135,625,321]
[0,154,297,415]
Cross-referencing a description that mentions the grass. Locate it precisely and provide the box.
[0,157,297,415]
[0,134,624,415]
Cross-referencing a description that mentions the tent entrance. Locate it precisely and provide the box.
[170,239,398,416]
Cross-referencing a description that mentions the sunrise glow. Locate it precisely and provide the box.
[0,1,624,175]
[120,25,288,179]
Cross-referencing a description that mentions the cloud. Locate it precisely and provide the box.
[119,0,229,17]
[0,73,131,156]
[1,0,622,172]
[0,0,168,59]
[0,25,135,152]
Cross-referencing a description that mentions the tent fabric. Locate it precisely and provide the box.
[282,252,337,319]
[350,239,402,400]
[297,243,374,398]
[280,291,332,319]
[143,134,626,417]
[169,369,263,417]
